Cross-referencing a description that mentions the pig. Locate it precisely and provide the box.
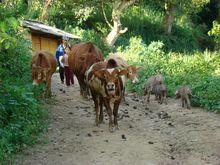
[144,74,164,103]
[153,83,167,104]
[175,85,192,109]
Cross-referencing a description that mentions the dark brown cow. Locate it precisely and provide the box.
[68,42,104,97]
[87,59,127,132]
[31,51,56,97]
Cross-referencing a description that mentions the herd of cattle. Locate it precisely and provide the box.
[31,42,192,132]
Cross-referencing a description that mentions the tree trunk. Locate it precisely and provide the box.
[105,0,136,47]
[106,14,127,47]
[39,0,52,22]
[164,1,175,35]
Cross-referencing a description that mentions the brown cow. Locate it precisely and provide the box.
[68,42,104,97]
[31,51,56,97]
[87,59,127,132]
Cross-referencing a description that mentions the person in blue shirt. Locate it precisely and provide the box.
[56,36,68,84]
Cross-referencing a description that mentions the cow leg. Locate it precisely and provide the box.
[94,98,100,126]
[91,91,100,126]
[77,76,89,99]
[99,97,104,124]
[77,77,84,95]
[103,98,114,132]
[122,87,129,105]
[77,76,86,96]
[113,99,121,130]
[45,75,52,98]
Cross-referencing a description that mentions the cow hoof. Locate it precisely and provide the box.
[114,126,119,130]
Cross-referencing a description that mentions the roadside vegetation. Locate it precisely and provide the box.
[0,5,48,161]
[0,0,219,161]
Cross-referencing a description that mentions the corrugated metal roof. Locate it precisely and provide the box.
[22,20,81,39]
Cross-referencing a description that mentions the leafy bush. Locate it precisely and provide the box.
[0,6,48,161]
[117,37,220,111]
[208,21,220,50]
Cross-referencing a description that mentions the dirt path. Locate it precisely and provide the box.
[15,73,220,165]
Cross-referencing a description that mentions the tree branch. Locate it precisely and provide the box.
[118,0,136,11]
[119,27,128,34]
[102,1,113,29]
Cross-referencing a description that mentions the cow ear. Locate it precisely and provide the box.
[118,69,128,76]
[93,70,105,79]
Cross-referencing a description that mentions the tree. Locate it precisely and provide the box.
[52,0,136,47]
[151,0,210,35]
[208,21,220,49]
[104,0,136,47]
[39,0,52,21]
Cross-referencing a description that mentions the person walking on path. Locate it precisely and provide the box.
[60,46,74,86]
[56,36,68,84]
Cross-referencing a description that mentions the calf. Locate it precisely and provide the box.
[87,59,127,132]
[144,74,164,103]
[107,53,141,84]
[175,85,192,109]
[31,51,56,97]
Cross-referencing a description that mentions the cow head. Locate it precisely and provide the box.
[32,65,49,85]
[126,66,142,84]
[94,68,127,96]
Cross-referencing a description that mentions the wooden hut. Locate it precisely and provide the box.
[22,20,81,54]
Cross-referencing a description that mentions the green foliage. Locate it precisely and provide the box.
[117,37,220,111]
[0,83,48,160]
[0,5,48,161]
[145,0,210,15]
[49,0,98,29]
[0,0,218,161]
[68,27,112,57]
[1,0,28,18]
[208,21,220,50]
[117,4,201,53]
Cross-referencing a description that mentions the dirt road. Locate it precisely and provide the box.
[15,73,220,165]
